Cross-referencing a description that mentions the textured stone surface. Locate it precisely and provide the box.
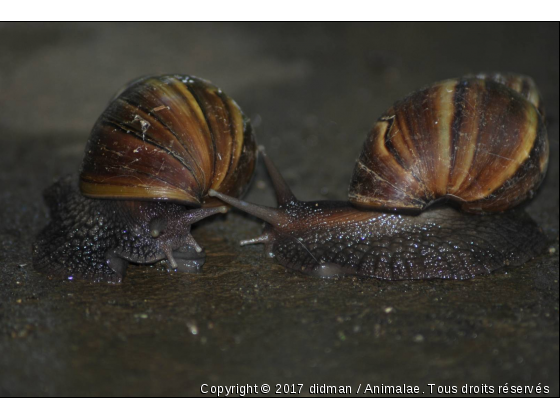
[0,23,558,396]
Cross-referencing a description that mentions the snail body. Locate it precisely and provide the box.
[210,74,548,280]
[33,75,257,282]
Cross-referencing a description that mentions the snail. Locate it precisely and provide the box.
[209,74,549,280]
[33,74,257,282]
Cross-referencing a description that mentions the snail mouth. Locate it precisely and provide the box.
[166,256,205,273]
[165,244,207,274]
[116,244,205,270]
[115,249,164,266]
[115,246,206,274]
[160,231,206,269]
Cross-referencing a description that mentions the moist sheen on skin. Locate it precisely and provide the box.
[208,145,547,281]
[267,201,546,280]
[33,74,259,283]
[33,176,199,282]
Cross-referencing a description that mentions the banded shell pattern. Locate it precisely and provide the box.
[80,74,257,207]
[349,75,549,213]
[474,72,545,117]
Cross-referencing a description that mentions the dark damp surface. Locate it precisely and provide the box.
[0,22,558,397]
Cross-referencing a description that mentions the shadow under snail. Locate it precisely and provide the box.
[209,73,549,280]
[33,74,257,283]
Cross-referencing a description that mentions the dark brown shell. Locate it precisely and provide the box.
[474,72,545,117]
[80,75,257,207]
[349,75,549,213]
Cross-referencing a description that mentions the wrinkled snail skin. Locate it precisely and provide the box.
[209,156,546,280]
[33,75,257,283]
[210,74,548,281]
[33,176,225,282]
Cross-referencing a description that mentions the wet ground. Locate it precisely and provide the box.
[0,23,558,397]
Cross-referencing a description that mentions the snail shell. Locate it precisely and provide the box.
[474,72,545,117]
[208,73,549,280]
[80,74,257,207]
[349,75,548,213]
[33,74,257,282]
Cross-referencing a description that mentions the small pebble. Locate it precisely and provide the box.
[384,307,394,314]
[186,321,198,335]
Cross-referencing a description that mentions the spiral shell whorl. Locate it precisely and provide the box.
[79,75,257,207]
[349,76,548,213]
[474,72,545,117]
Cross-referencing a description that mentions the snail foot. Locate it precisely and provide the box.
[311,263,344,279]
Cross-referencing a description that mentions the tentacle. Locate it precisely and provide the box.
[184,233,203,253]
[240,233,270,246]
[163,246,178,269]
[259,146,296,205]
[208,189,288,227]
[240,231,276,258]
[181,205,228,225]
